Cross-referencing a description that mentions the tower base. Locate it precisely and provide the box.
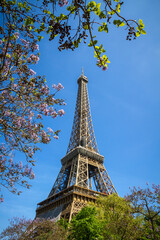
[36,185,107,222]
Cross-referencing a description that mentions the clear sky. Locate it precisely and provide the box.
[0,0,160,232]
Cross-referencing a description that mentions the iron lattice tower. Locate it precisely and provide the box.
[36,71,117,221]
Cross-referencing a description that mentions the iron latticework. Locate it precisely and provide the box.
[36,71,117,222]
[67,71,98,154]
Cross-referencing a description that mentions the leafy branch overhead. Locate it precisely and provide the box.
[1,0,146,71]
[48,0,146,70]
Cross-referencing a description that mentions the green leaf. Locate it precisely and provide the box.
[96,3,101,8]
[88,42,93,47]
[59,14,68,20]
[139,19,145,29]
[108,10,115,15]
[114,0,119,2]
[136,31,140,37]
[67,4,76,14]
[28,26,32,31]
[90,1,96,7]
[93,40,98,45]
[88,40,97,47]
[139,19,143,25]
[38,36,44,41]
[73,41,79,48]
[113,20,122,27]
[98,26,104,32]
[104,27,108,33]
[83,25,89,30]
[99,12,106,19]
[102,55,107,60]
[43,10,51,14]
[119,22,125,27]
[95,9,101,15]
[101,48,106,53]
[141,30,146,34]
[116,3,121,13]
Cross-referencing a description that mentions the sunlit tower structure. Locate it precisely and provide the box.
[36,71,117,221]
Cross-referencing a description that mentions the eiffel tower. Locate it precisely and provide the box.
[36,70,117,221]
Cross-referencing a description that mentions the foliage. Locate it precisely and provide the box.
[68,185,160,240]
[125,183,160,240]
[0,0,146,71]
[0,217,69,240]
[25,218,68,240]
[0,216,32,240]
[0,1,65,200]
[95,193,141,240]
[68,206,103,240]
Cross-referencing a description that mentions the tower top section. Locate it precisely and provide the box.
[77,68,88,84]
[67,71,99,154]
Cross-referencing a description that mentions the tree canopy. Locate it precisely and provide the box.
[1,184,159,239]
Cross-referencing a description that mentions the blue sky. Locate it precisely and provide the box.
[0,0,160,232]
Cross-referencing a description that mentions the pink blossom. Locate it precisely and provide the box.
[29,167,32,175]
[32,43,39,51]
[32,133,39,142]
[27,57,32,63]
[49,107,54,113]
[59,0,68,7]
[19,161,23,169]
[54,135,59,140]
[29,111,34,120]
[30,54,39,63]
[52,98,56,103]
[37,114,42,119]
[58,109,65,116]
[14,32,19,39]
[29,69,36,75]
[47,127,53,133]
[40,85,49,94]
[2,47,6,53]
[9,179,13,186]
[30,171,35,179]
[102,66,108,71]
[5,111,11,116]
[40,103,48,111]
[51,111,57,118]
[20,38,29,46]
[52,84,56,89]
[13,84,18,90]
[21,102,25,108]
[24,165,29,174]
[44,109,49,116]
[9,158,14,166]
[16,119,21,128]
[56,83,64,91]
[41,130,50,143]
